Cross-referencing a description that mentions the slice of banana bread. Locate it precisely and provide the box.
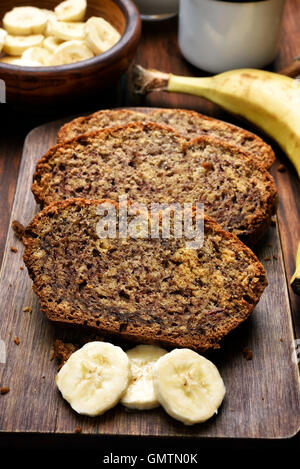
[32,122,277,245]
[56,108,275,169]
[23,198,267,352]
[57,109,146,143]
[149,108,275,169]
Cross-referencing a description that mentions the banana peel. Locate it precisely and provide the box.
[133,66,300,177]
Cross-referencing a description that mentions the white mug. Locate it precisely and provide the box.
[178,0,286,73]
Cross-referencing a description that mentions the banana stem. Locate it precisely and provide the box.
[291,242,300,295]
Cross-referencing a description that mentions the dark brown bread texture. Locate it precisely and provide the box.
[23,199,267,352]
[57,108,275,169]
[32,122,277,245]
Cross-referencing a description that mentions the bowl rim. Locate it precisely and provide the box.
[0,0,141,74]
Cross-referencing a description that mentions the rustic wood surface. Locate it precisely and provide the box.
[0,0,299,443]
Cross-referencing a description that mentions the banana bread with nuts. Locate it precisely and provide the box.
[32,122,277,245]
[57,108,275,169]
[23,198,267,352]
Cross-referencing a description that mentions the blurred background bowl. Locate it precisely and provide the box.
[0,0,141,107]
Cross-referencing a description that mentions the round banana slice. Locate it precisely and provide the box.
[41,9,57,22]
[0,28,7,54]
[121,345,167,410]
[56,341,130,417]
[153,349,226,425]
[49,20,86,41]
[85,17,121,55]
[55,0,87,22]
[0,56,23,66]
[3,7,48,36]
[50,40,93,65]
[22,47,52,66]
[43,36,64,54]
[3,34,44,57]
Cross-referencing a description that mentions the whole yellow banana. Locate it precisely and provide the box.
[134,66,300,177]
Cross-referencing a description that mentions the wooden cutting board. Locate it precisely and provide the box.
[0,110,299,439]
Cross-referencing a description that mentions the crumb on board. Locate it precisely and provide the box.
[10,246,18,253]
[262,397,264,401]
[13,337,20,345]
[0,387,10,395]
[23,306,32,313]
[49,346,55,361]
[242,346,253,360]
[12,220,25,241]
[53,339,77,368]
[20,266,24,271]
[75,425,82,434]
[280,338,283,343]
[271,218,276,226]
[273,254,278,260]
[263,256,271,261]
[277,164,287,172]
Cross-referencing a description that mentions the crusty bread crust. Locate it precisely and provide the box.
[32,122,277,245]
[23,198,267,352]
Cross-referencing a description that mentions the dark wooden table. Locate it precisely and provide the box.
[0,0,299,452]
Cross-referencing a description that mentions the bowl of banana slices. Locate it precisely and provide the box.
[0,0,141,106]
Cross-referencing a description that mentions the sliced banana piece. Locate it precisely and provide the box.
[153,349,226,425]
[43,36,64,54]
[49,20,86,41]
[0,56,23,66]
[0,28,7,54]
[50,40,93,65]
[55,0,87,22]
[56,341,130,417]
[3,7,47,36]
[41,9,57,22]
[85,17,121,55]
[22,47,53,66]
[3,34,44,56]
[121,345,167,410]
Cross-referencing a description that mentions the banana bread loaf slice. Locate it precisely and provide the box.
[149,108,275,169]
[57,108,275,169]
[32,122,277,245]
[23,198,267,352]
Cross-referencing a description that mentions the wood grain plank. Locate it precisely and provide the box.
[0,114,299,438]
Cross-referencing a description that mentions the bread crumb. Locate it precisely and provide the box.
[263,256,271,261]
[49,346,55,361]
[277,164,287,172]
[20,266,24,271]
[0,387,10,395]
[242,346,253,360]
[23,307,32,313]
[280,338,283,343]
[271,218,276,226]
[12,220,25,240]
[53,339,77,368]
[75,425,82,434]
[14,337,20,345]
[273,255,278,260]
[262,397,264,401]
[10,246,18,253]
